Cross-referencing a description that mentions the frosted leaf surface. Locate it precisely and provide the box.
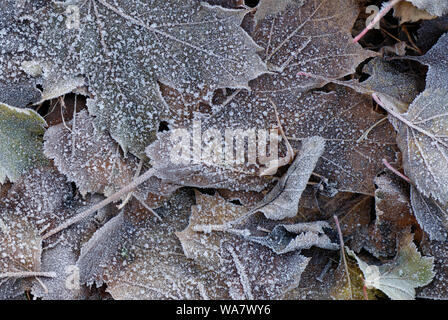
[408,0,448,17]
[410,186,448,241]
[176,192,311,299]
[76,190,227,299]
[33,0,267,157]
[250,0,375,91]
[251,136,325,220]
[44,110,178,203]
[77,190,310,299]
[0,0,42,107]
[0,103,47,184]
[208,88,396,194]
[347,234,435,300]
[0,167,117,299]
[146,0,389,194]
[340,57,423,112]
[0,167,73,299]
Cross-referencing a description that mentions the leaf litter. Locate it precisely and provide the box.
[0,0,447,300]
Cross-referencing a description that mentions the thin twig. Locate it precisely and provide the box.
[42,168,156,239]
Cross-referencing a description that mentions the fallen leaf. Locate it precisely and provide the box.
[249,136,326,220]
[379,33,448,206]
[417,237,448,299]
[0,0,42,107]
[364,173,419,258]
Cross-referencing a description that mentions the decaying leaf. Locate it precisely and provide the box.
[147,0,393,195]
[330,249,380,300]
[417,237,448,299]
[339,57,423,111]
[44,110,178,204]
[0,103,47,184]
[0,166,118,300]
[249,136,325,220]
[30,0,267,157]
[347,234,435,300]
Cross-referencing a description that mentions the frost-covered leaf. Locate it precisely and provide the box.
[417,237,448,299]
[382,33,448,205]
[347,234,435,300]
[31,0,267,157]
[393,1,436,24]
[417,16,448,51]
[148,87,396,194]
[340,57,423,111]
[410,186,448,241]
[0,167,73,299]
[147,0,390,194]
[364,173,418,258]
[76,190,226,299]
[77,190,310,299]
[0,103,47,184]
[330,249,381,300]
[44,110,178,203]
[176,191,312,299]
[247,221,338,254]
[250,136,325,220]
[408,0,448,17]
[0,167,117,300]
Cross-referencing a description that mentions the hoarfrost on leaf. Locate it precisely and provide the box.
[33,0,268,157]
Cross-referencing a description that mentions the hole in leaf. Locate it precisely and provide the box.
[158,121,170,132]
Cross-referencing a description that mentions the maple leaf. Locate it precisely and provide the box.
[347,234,435,300]
[0,103,47,184]
[28,0,267,157]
